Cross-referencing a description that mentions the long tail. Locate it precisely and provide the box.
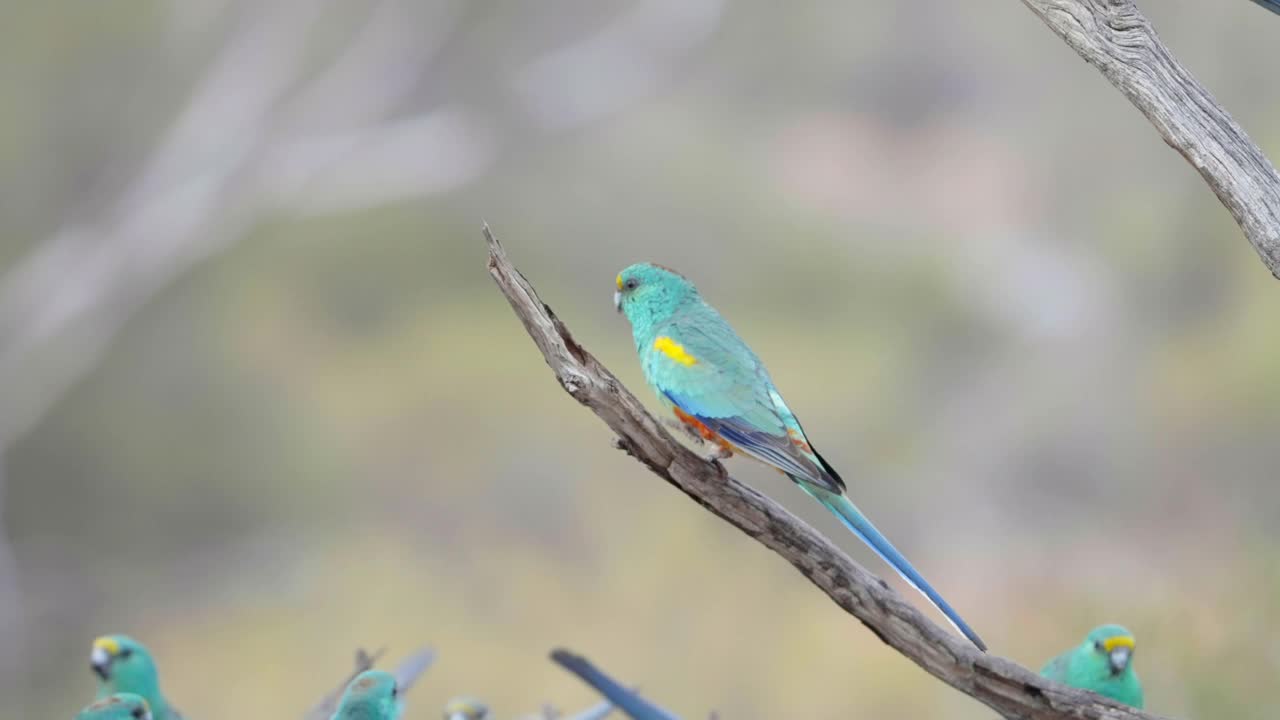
[798,484,988,651]
[1252,0,1280,15]
[550,649,681,720]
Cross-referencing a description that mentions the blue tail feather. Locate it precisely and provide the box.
[798,484,987,651]
[550,649,681,720]
[1252,0,1280,15]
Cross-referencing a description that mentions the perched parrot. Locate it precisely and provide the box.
[76,693,153,720]
[551,649,679,720]
[1040,625,1144,709]
[89,635,182,720]
[614,263,986,650]
[443,697,489,720]
[332,670,402,720]
[305,647,435,720]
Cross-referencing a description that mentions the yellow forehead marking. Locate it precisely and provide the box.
[93,637,121,655]
[1102,636,1135,652]
[616,274,624,290]
[654,336,697,366]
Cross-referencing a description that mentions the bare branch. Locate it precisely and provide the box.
[1021,0,1280,277]
[484,226,1169,720]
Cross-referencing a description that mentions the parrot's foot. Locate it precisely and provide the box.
[703,444,733,461]
[665,417,705,444]
[664,418,733,461]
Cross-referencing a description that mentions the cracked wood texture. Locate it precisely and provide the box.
[1022,0,1280,277]
[485,227,1169,720]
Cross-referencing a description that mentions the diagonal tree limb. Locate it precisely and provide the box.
[1021,0,1280,278]
[485,226,1168,720]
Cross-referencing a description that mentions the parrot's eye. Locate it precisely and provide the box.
[119,648,134,659]
[131,707,146,719]
[391,684,399,699]
[1094,641,1104,652]
[623,277,639,291]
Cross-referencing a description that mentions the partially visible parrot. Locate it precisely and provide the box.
[614,263,986,650]
[89,635,182,720]
[76,693,152,720]
[551,649,679,720]
[1040,625,1144,709]
[1251,0,1280,15]
[332,670,402,720]
[305,648,435,720]
[443,697,489,720]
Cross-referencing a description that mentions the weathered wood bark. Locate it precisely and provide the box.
[1021,0,1280,277]
[485,227,1169,720]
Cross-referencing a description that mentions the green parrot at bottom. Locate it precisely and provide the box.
[77,693,153,720]
[332,670,402,720]
[1041,624,1144,708]
[613,262,985,650]
[90,635,182,720]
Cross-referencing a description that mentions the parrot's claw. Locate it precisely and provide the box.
[665,418,733,461]
[665,417,705,443]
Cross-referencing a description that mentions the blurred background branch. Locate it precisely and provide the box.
[485,227,1166,720]
[1020,0,1280,276]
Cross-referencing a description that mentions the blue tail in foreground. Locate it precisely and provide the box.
[1251,0,1280,15]
[550,649,680,720]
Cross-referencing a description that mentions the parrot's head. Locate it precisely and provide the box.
[443,696,490,720]
[1083,624,1137,677]
[76,693,153,720]
[614,263,697,328]
[335,670,403,720]
[90,635,159,695]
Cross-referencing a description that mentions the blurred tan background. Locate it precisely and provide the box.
[3,1,1279,718]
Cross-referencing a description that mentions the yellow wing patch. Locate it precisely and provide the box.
[1102,635,1135,652]
[654,336,697,366]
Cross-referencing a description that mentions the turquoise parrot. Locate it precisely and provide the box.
[89,635,182,720]
[551,649,679,720]
[443,697,489,720]
[306,647,435,720]
[614,263,986,650]
[1041,625,1144,708]
[76,694,153,720]
[332,670,402,720]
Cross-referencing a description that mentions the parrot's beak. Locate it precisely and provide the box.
[1101,635,1134,675]
[90,645,112,681]
[613,291,622,313]
[1108,646,1131,674]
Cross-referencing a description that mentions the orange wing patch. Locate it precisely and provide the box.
[672,406,735,456]
[654,336,697,366]
[787,428,812,453]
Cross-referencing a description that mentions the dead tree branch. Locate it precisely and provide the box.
[1021,0,1280,277]
[485,227,1169,720]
